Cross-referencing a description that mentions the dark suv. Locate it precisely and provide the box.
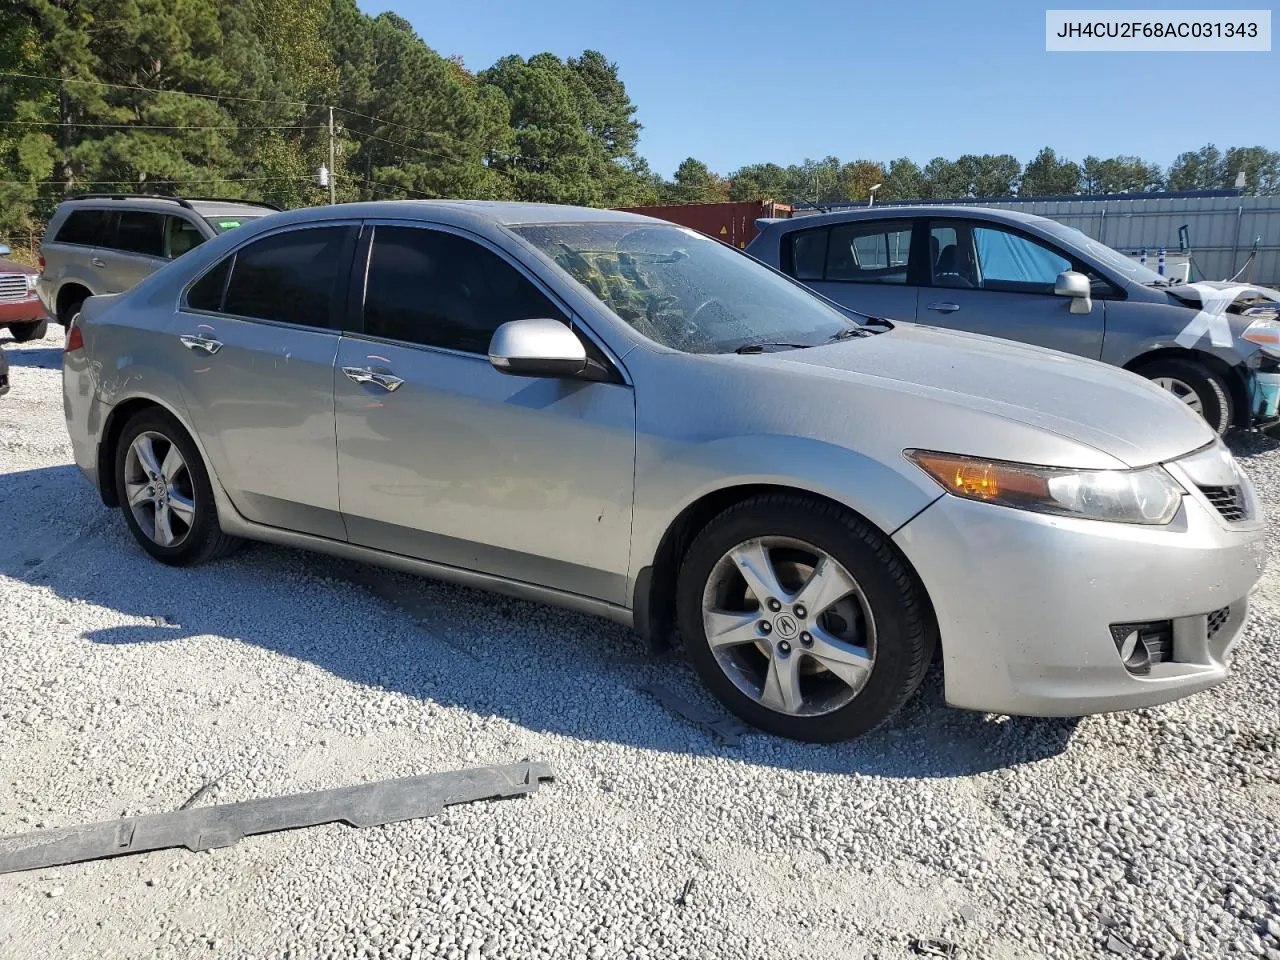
[37,194,279,327]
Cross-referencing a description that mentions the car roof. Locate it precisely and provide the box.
[268,199,664,230]
[768,204,1053,232]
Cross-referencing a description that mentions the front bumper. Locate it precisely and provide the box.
[893,480,1266,717]
[0,296,48,325]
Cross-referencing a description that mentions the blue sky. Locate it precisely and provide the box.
[358,0,1276,177]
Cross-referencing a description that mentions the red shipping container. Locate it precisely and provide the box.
[613,200,792,249]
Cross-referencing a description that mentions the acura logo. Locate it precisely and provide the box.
[774,614,799,639]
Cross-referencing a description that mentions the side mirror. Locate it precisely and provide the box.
[489,318,589,379]
[0,244,11,257]
[1054,270,1093,314]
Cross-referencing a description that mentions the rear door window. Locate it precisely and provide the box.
[54,209,115,247]
[220,226,355,328]
[824,220,913,284]
[113,211,165,257]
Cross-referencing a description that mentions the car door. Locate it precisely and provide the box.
[334,221,637,605]
[94,210,169,293]
[44,207,115,301]
[781,219,919,322]
[917,219,1105,359]
[169,222,358,540]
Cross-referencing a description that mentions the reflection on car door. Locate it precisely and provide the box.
[333,222,637,604]
[783,219,919,322]
[169,223,358,540]
[918,220,1105,359]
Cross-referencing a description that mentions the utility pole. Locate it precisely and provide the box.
[328,106,336,205]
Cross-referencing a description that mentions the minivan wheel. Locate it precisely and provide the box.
[676,494,936,742]
[1138,358,1231,435]
[113,408,243,566]
[7,319,47,342]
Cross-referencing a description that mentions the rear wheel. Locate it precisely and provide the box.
[7,319,47,342]
[57,290,87,327]
[1138,357,1231,435]
[113,408,242,566]
[676,494,936,742]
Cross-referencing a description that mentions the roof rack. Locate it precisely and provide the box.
[181,197,281,211]
[69,194,281,212]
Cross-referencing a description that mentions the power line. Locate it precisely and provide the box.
[350,130,461,165]
[0,175,313,186]
[332,106,472,148]
[0,119,326,131]
[0,70,324,109]
[347,176,437,200]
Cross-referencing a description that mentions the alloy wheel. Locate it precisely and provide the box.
[1152,376,1204,414]
[700,536,876,717]
[123,431,196,548]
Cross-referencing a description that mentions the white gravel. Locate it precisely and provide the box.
[1,325,1279,960]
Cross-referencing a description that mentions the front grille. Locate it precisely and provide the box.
[1207,606,1230,637]
[1198,484,1249,522]
[0,274,29,303]
[1110,620,1174,675]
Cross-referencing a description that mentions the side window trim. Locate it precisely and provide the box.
[351,218,629,384]
[178,221,360,332]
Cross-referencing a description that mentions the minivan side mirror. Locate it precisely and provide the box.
[1054,270,1093,314]
[0,244,11,257]
[489,318,589,379]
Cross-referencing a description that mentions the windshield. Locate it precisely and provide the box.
[203,215,264,234]
[1038,220,1170,286]
[512,222,859,354]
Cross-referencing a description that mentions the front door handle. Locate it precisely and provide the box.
[342,365,404,392]
[179,334,223,355]
[90,257,106,268]
[926,301,961,314]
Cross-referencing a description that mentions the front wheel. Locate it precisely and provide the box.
[1139,357,1232,435]
[676,494,937,742]
[7,319,48,342]
[113,408,243,566]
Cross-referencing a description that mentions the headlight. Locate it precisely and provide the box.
[24,274,37,293]
[1242,316,1280,356]
[905,450,1184,525]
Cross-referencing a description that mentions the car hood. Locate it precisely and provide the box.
[0,258,36,276]
[752,323,1215,468]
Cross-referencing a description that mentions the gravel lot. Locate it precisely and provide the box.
[2,325,1279,960]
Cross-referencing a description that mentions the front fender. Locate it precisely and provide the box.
[628,431,943,584]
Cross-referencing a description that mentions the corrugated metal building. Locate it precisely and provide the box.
[792,190,1280,286]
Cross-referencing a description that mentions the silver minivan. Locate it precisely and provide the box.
[37,194,278,328]
[748,205,1280,435]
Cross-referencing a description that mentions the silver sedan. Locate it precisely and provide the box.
[63,201,1266,741]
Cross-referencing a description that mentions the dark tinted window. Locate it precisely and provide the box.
[788,229,827,281]
[223,227,351,328]
[186,259,230,311]
[364,226,565,353]
[55,209,114,246]
[114,211,164,256]
[825,220,912,284]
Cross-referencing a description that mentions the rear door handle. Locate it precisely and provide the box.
[179,334,223,355]
[90,257,106,268]
[342,365,404,392]
[926,301,961,314]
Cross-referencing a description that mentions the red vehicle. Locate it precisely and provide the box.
[0,243,49,342]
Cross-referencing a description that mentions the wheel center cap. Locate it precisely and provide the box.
[774,614,799,639]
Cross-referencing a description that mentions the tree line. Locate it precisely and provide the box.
[2,1,1278,241]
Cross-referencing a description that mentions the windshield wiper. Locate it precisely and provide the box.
[1145,278,1176,287]
[733,341,812,354]
[824,327,873,344]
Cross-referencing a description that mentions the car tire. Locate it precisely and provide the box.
[7,319,48,342]
[113,407,243,566]
[57,294,86,327]
[1138,358,1231,435]
[675,493,937,742]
